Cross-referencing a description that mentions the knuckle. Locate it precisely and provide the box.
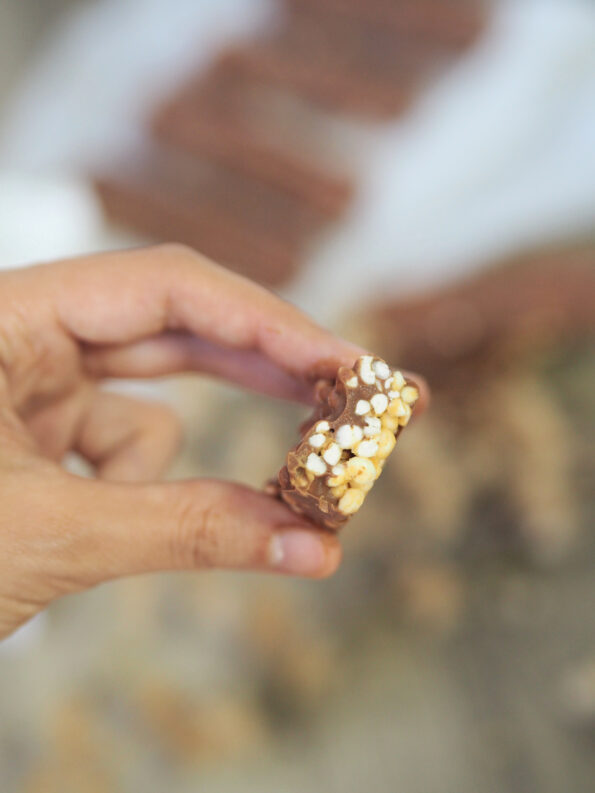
[192,504,224,569]
[152,242,218,278]
[154,242,199,265]
[172,484,227,570]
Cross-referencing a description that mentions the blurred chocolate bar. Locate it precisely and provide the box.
[286,0,486,50]
[284,4,449,73]
[95,0,486,285]
[152,63,354,217]
[369,242,595,385]
[95,145,329,286]
[216,44,415,119]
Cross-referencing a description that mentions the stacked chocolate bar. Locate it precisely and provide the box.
[95,0,486,286]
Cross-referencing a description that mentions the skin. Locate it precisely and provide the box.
[0,244,426,640]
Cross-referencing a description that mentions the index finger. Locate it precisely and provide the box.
[23,245,428,407]
[35,244,365,381]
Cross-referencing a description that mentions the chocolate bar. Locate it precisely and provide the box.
[94,143,328,286]
[283,2,458,83]
[220,45,415,118]
[153,109,353,218]
[270,355,420,530]
[370,243,595,386]
[152,66,354,218]
[286,0,485,51]
[94,0,486,279]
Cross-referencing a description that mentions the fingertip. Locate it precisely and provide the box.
[314,535,343,579]
[410,373,430,414]
[268,528,342,579]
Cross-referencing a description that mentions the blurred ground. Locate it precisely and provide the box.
[0,2,594,793]
[1,356,593,793]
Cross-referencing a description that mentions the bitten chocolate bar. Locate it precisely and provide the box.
[269,355,420,530]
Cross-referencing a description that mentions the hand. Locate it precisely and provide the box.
[0,245,425,640]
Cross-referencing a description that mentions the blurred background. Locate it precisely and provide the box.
[0,1,594,791]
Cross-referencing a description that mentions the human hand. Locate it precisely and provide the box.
[0,245,425,639]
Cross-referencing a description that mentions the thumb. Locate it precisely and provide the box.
[53,475,342,587]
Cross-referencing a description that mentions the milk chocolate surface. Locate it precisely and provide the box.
[271,355,420,531]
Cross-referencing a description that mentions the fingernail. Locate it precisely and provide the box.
[269,530,339,577]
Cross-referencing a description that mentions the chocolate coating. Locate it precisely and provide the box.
[270,356,419,531]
